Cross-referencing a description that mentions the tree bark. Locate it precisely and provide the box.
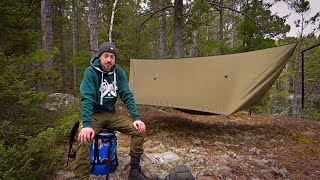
[284,63,289,108]
[109,0,118,42]
[229,0,238,48]
[189,1,201,57]
[72,0,78,89]
[159,0,166,59]
[88,0,98,58]
[189,28,199,57]
[57,1,65,92]
[174,0,183,58]
[219,0,224,55]
[292,54,301,116]
[41,0,53,70]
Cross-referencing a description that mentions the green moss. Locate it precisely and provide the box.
[312,113,320,121]
[164,108,177,113]
[306,148,317,156]
[299,138,311,145]
[292,150,304,156]
[290,132,300,140]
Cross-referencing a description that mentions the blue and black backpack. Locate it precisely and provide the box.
[90,129,118,177]
[67,122,118,178]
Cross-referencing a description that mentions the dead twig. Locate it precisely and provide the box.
[1,131,10,146]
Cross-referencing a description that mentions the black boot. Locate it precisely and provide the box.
[128,167,157,180]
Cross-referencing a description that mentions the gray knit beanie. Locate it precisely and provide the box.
[97,42,117,58]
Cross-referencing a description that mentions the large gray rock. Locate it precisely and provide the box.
[43,93,77,111]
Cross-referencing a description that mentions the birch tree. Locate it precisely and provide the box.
[109,0,118,42]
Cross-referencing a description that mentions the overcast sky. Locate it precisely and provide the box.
[270,0,320,37]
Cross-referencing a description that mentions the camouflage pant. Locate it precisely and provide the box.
[67,112,145,179]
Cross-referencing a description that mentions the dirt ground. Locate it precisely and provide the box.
[54,105,320,180]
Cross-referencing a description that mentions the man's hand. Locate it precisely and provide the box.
[133,120,146,134]
[78,127,95,144]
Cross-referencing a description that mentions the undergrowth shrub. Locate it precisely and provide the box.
[0,51,82,179]
[0,103,80,179]
[312,113,320,121]
[0,127,62,179]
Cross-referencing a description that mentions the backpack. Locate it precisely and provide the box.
[66,122,118,178]
[90,129,118,177]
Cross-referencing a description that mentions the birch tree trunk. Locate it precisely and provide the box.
[109,0,118,42]
[88,0,98,58]
[41,0,53,70]
[174,0,183,58]
[159,0,166,59]
[72,0,78,89]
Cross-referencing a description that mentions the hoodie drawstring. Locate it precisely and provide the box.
[114,72,117,95]
[100,73,104,105]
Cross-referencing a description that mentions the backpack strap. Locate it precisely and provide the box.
[90,135,100,174]
[93,135,100,164]
[66,121,80,167]
[110,135,118,172]
[90,134,116,177]
[105,137,113,180]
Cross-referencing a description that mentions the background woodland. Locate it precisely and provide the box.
[0,0,319,179]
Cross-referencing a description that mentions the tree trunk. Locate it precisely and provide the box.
[229,1,236,48]
[189,29,199,57]
[292,55,301,116]
[41,0,53,70]
[72,0,78,89]
[174,0,183,58]
[88,0,98,58]
[159,0,166,59]
[189,4,201,57]
[284,63,290,112]
[57,1,65,92]
[109,0,118,42]
[219,0,224,55]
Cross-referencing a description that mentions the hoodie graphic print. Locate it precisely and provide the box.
[80,58,140,128]
[100,79,117,99]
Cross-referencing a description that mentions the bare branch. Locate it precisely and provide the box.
[208,1,257,25]
[139,5,174,29]
[1,132,10,146]
[207,1,271,35]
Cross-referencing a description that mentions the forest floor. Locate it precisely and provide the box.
[53,105,320,180]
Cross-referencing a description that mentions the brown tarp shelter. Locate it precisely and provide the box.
[129,43,297,115]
